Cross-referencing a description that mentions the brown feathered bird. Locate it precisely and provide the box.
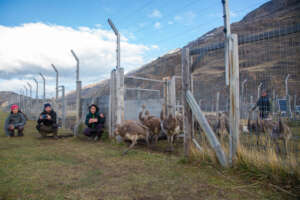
[114,120,150,155]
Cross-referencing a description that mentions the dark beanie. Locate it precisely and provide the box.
[44,103,51,108]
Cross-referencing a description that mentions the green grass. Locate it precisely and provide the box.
[0,111,294,200]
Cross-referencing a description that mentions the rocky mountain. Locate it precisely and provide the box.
[63,0,300,109]
[0,91,19,108]
[2,0,300,108]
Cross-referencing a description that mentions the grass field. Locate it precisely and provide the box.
[0,111,297,200]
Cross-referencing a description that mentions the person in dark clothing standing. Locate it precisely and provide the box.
[252,91,271,119]
[36,103,58,138]
[84,104,105,141]
[4,104,26,137]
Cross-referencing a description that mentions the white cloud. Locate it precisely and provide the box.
[151,45,159,49]
[168,21,174,25]
[174,15,183,22]
[230,11,238,18]
[174,11,197,25]
[0,22,153,94]
[149,9,162,18]
[154,22,162,29]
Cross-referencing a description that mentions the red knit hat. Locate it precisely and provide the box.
[11,104,19,111]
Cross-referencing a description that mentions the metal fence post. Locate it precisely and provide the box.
[216,91,220,113]
[33,78,38,100]
[39,73,46,103]
[285,74,291,118]
[51,64,59,100]
[71,49,82,134]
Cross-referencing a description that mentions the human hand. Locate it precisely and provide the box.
[100,113,104,118]
[9,125,14,129]
[47,115,51,120]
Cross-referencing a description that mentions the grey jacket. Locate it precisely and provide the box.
[4,111,26,136]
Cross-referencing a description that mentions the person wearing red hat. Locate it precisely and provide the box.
[4,104,27,137]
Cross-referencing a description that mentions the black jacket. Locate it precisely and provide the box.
[37,110,57,126]
[85,104,105,128]
[255,96,271,112]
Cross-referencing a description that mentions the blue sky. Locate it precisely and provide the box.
[0,0,269,97]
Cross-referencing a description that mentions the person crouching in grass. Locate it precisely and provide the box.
[36,103,58,139]
[84,104,105,141]
[4,104,26,137]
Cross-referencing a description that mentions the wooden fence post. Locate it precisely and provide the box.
[228,34,240,166]
[169,76,176,116]
[163,77,169,118]
[216,91,220,113]
[109,69,116,138]
[116,68,124,126]
[181,47,193,157]
[186,91,228,167]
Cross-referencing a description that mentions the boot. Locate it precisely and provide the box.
[18,129,24,137]
[9,131,15,137]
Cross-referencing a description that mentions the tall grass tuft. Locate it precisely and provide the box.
[190,135,300,196]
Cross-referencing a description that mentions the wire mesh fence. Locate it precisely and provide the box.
[189,23,300,159]
[124,76,164,121]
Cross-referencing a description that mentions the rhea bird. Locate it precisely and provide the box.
[114,120,150,155]
[160,108,181,151]
[271,116,292,154]
[138,105,161,144]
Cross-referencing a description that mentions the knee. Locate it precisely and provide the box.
[18,126,24,131]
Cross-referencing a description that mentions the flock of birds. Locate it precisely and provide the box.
[114,105,293,155]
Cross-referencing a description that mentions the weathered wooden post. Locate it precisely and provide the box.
[168,76,176,116]
[228,34,240,166]
[109,69,116,138]
[181,47,193,157]
[163,77,169,118]
[250,95,254,119]
[294,94,297,119]
[285,74,291,118]
[272,89,276,115]
[222,0,231,86]
[241,79,247,118]
[137,87,141,102]
[216,91,220,113]
[116,67,125,126]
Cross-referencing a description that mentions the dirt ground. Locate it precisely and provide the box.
[0,111,294,200]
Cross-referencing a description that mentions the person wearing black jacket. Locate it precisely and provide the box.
[36,103,58,138]
[252,91,271,119]
[84,104,105,141]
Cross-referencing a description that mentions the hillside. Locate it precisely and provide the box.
[63,0,300,108]
[1,0,299,107]
[0,91,19,108]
